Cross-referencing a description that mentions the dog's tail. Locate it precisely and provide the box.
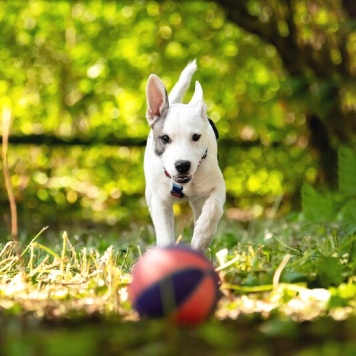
[169,59,197,104]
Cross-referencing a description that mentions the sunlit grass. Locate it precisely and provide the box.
[1,217,355,325]
[0,228,135,321]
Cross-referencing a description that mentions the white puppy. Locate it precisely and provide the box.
[144,60,226,251]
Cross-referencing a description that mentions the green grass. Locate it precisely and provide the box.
[1,215,356,355]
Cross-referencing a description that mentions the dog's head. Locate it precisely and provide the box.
[146,74,210,184]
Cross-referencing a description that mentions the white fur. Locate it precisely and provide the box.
[144,61,226,251]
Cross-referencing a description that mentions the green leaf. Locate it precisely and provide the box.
[338,147,356,196]
[316,256,344,288]
[301,183,335,222]
[329,282,356,308]
[339,199,356,225]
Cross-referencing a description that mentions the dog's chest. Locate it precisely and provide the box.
[167,176,211,203]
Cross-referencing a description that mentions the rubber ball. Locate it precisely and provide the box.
[128,245,220,326]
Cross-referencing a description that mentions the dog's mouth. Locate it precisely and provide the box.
[172,175,192,184]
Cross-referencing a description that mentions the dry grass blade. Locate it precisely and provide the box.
[273,254,291,289]
[2,107,18,240]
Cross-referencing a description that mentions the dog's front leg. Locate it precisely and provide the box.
[149,196,175,247]
[190,190,225,251]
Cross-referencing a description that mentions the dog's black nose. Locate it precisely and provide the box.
[175,160,191,174]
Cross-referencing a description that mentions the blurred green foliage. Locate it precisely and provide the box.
[302,146,356,232]
[1,0,348,232]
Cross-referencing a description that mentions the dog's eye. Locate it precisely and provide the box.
[192,134,201,142]
[160,135,171,143]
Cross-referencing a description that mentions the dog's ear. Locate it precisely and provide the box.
[188,81,207,121]
[146,74,169,126]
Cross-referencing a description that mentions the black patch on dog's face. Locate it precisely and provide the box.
[151,115,167,157]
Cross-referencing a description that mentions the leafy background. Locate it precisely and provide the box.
[1,2,356,353]
[0,1,321,235]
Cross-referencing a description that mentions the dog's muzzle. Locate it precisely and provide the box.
[174,160,191,181]
[164,148,208,198]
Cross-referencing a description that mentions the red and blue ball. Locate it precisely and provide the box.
[128,245,220,326]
